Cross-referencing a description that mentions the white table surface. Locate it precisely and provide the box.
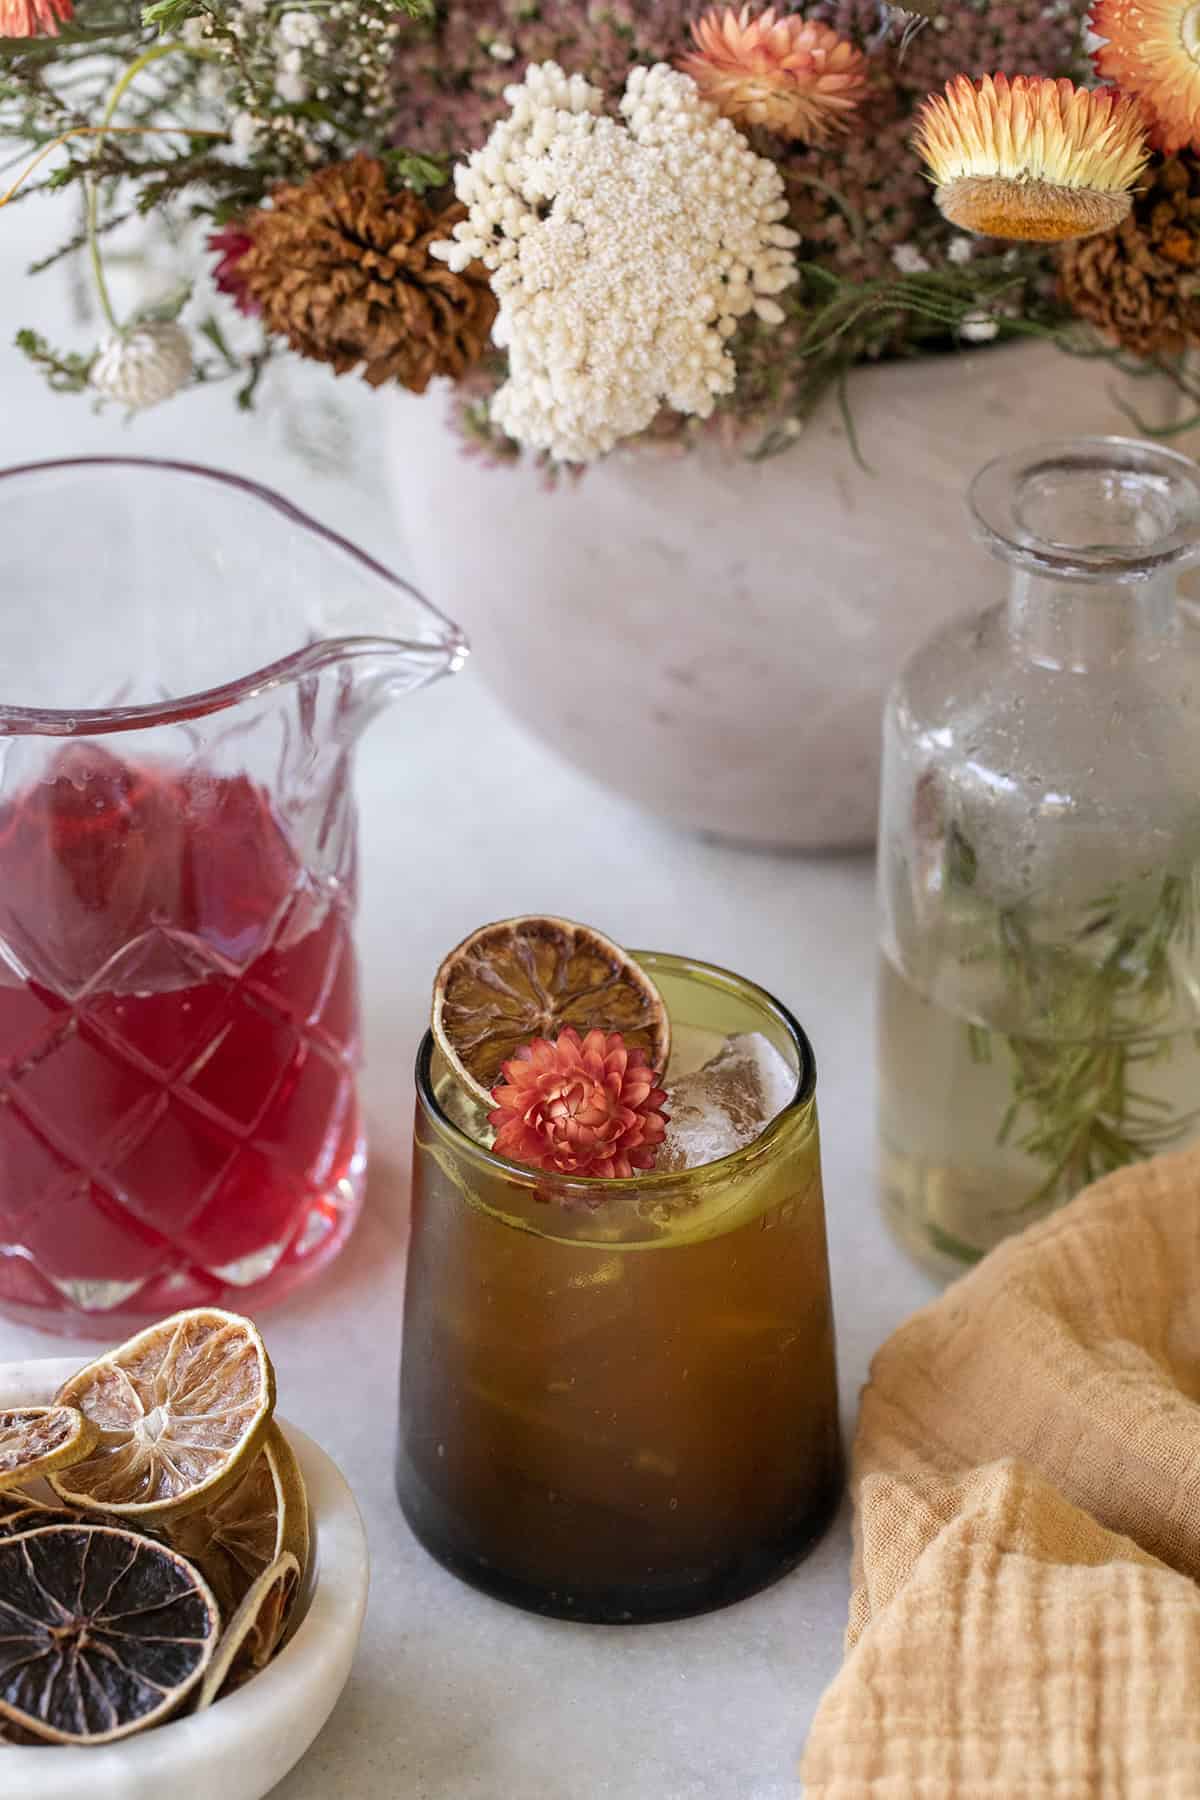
[0,195,939,1798]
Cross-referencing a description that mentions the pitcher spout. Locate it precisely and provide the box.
[320,630,470,747]
[0,457,468,736]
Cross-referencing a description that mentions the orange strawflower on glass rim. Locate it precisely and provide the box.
[488,1027,669,1181]
[1091,1,1200,154]
[679,4,868,144]
[1,0,70,35]
[916,72,1150,243]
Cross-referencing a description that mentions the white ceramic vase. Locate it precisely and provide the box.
[388,342,1190,850]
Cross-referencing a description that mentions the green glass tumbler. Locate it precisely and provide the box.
[396,953,842,1623]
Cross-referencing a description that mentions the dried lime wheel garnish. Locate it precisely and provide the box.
[169,1421,309,1620]
[50,1307,276,1522]
[433,915,670,1103]
[0,1496,77,1540]
[0,1406,98,1490]
[197,1550,302,1709]
[0,1524,219,1745]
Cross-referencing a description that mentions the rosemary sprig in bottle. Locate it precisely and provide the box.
[960,863,1200,1213]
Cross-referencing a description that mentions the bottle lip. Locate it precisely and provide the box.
[969,435,1200,583]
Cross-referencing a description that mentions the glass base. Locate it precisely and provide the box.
[0,1137,367,1338]
[395,1453,843,1626]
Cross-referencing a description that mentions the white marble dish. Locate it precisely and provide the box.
[0,1358,369,1800]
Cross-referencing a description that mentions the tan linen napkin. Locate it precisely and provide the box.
[802,1146,1200,1799]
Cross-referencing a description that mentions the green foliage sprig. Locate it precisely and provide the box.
[13,327,92,391]
[949,845,1200,1215]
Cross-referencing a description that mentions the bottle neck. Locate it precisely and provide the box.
[1006,568,1177,671]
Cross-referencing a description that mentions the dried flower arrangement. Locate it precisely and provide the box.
[1,1,1197,462]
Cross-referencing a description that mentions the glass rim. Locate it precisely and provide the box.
[414,950,817,1196]
[0,455,468,736]
[969,434,1200,584]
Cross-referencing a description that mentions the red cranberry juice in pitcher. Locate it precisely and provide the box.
[0,747,363,1331]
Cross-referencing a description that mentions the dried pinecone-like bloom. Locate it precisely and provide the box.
[90,322,193,410]
[489,1027,669,1181]
[679,5,868,144]
[917,74,1151,243]
[0,0,70,36]
[1060,154,1200,355]
[434,62,799,462]
[1092,1,1200,156]
[238,157,497,392]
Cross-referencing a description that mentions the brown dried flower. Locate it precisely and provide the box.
[1059,154,1200,357]
[238,156,497,391]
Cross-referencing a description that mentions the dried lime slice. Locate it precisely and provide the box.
[433,916,670,1103]
[169,1421,309,1618]
[0,1406,98,1491]
[0,1524,219,1744]
[50,1307,276,1522]
[0,1496,75,1539]
[0,1717,44,1745]
[196,1550,301,1709]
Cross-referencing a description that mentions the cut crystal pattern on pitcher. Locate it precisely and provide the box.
[0,758,363,1327]
[0,457,465,1334]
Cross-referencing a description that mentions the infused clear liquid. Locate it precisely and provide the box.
[878,950,1200,1278]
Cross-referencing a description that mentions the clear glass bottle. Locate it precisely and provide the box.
[878,437,1200,1280]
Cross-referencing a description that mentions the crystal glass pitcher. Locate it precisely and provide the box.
[878,437,1200,1279]
[0,457,465,1334]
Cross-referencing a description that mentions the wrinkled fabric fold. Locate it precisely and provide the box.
[803,1147,1200,1799]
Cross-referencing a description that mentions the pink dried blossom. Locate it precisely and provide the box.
[489,1026,669,1180]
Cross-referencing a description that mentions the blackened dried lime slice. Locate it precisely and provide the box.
[0,1524,219,1744]
[0,1487,91,1541]
[0,1500,74,1539]
[0,1717,44,1745]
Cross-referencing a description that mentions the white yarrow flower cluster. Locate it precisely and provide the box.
[433,62,800,463]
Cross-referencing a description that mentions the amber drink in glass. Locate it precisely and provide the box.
[396,953,840,1623]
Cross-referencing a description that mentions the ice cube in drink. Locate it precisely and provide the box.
[660,1031,797,1171]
